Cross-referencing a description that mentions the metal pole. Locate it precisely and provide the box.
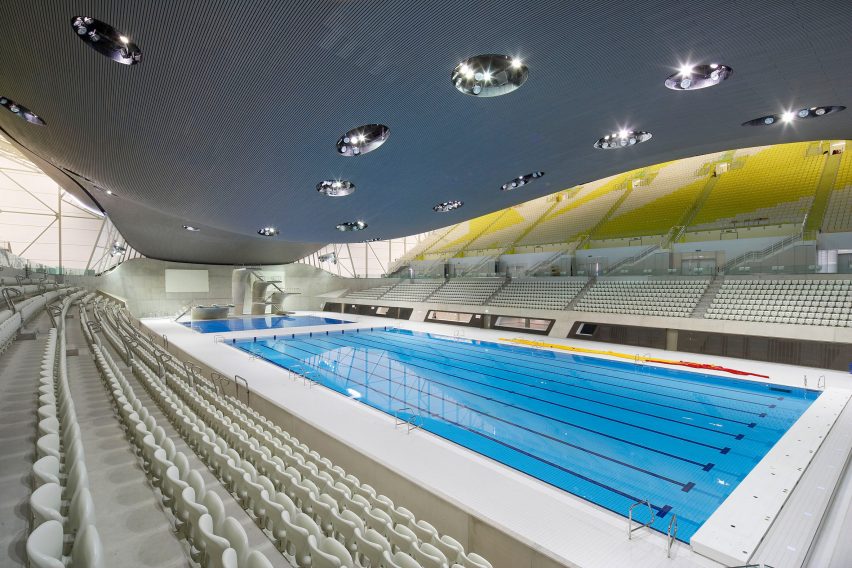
[57,185,62,277]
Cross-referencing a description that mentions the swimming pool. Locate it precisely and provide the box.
[182,315,350,333]
[234,328,817,540]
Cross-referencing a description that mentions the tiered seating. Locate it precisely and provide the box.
[382,280,444,302]
[516,176,629,246]
[465,199,553,252]
[688,143,823,231]
[705,279,852,326]
[574,279,709,317]
[27,291,105,568]
[427,279,504,306]
[823,150,852,232]
[81,302,277,568]
[488,278,587,310]
[94,301,493,568]
[346,284,395,300]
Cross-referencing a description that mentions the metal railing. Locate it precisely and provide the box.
[627,499,655,540]
[666,514,678,558]
[720,231,805,272]
[394,407,422,433]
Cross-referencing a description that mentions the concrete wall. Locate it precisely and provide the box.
[93,258,399,318]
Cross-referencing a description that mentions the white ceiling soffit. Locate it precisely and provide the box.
[0,1,849,264]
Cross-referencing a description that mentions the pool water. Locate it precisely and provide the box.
[182,315,350,333]
[233,328,817,540]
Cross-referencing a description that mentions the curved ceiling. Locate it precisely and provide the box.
[0,0,850,264]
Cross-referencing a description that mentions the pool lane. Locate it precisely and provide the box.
[233,328,816,540]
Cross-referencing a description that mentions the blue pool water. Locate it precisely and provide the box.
[183,315,350,333]
[234,328,817,540]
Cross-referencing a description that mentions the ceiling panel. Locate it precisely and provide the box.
[0,0,849,264]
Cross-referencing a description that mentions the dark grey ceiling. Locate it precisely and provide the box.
[1,0,850,264]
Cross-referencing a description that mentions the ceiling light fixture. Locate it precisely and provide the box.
[71,16,142,65]
[317,179,356,197]
[594,130,652,149]
[452,54,529,97]
[336,220,368,232]
[665,63,732,91]
[0,96,45,125]
[336,124,390,156]
[183,225,200,232]
[433,200,464,212]
[257,226,279,237]
[501,171,545,191]
[742,106,845,126]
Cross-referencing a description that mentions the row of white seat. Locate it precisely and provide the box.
[28,292,104,568]
[0,290,64,353]
[82,300,277,568]
[104,303,492,568]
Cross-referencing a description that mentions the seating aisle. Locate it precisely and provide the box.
[0,312,52,567]
[63,310,195,567]
[71,307,290,567]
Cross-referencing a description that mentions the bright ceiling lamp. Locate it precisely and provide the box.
[594,130,652,149]
[452,54,528,97]
[337,124,389,156]
[336,220,368,232]
[0,96,45,125]
[71,16,142,65]
[742,106,845,126]
[317,179,355,197]
[257,226,279,237]
[433,200,464,212]
[182,225,200,232]
[501,171,544,191]
[664,63,733,91]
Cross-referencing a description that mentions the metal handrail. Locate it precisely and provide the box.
[2,287,21,313]
[234,374,250,404]
[666,514,678,558]
[394,407,421,433]
[627,499,655,539]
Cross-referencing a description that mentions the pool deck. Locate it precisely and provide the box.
[144,312,852,568]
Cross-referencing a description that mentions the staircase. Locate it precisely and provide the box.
[508,199,562,251]
[525,243,578,276]
[483,277,510,305]
[579,181,637,247]
[604,244,661,275]
[720,231,807,273]
[670,173,721,240]
[691,274,724,318]
[454,209,513,258]
[566,277,597,310]
[805,150,842,233]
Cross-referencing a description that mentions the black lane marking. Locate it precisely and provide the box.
[328,332,764,427]
[302,333,747,441]
[380,328,781,408]
[385,328,783,403]
[252,339,729,460]
[244,342,689,500]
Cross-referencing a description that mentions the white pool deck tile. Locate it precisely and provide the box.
[142,312,852,568]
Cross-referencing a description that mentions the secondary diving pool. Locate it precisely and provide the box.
[233,328,817,540]
[182,315,350,333]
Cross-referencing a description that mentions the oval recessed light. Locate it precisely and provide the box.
[257,226,279,237]
[433,200,464,212]
[0,96,45,125]
[501,171,544,191]
[594,130,652,149]
[317,179,356,197]
[71,16,142,65]
[742,106,845,126]
[364,237,383,242]
[337,124,389,156]
[452,54,528,97]
[183,225,200,232]
[665,63,733,91]
[336,220,368,232]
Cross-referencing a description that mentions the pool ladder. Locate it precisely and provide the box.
[394,407,422,433]
[627,501,677,558]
